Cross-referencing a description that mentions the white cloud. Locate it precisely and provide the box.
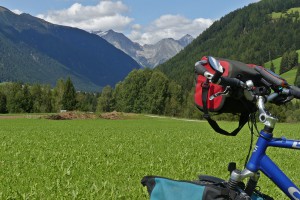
[128,15,214,45]
[37,0,133,32]
[132,24,142,30]
[36,1,213,45]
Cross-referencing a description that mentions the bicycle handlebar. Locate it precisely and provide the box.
[220,76,300,101]
[289,86,300,99]
[195,61,206,76]
[219,77,244,88]
[194,60,300,100]
[254,66,288,87]
[195,61,244,87]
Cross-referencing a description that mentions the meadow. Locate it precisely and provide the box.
[0,116,299,199]
[271,7,300,20]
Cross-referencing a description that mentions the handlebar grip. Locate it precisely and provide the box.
[219,77,243,87]
[195,61,207,75]
[290,86,300,99]
[211,71,222,84]
[255,66,287,87]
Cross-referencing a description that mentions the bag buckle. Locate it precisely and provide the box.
[201,79,210,89]
[209,86,231,100]
[203,114,210,119]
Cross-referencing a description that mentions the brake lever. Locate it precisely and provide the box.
[267,88,293,105]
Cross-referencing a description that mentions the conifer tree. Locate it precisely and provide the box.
[292,51,299,68]
[270,61,275,72]
[294,65,300,87]
[61,77,77,111]
[0,91,7,113]
[21,84,33,113]
[288,51,298,70]
[279,52,289,74]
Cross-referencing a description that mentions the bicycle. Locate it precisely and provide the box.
[198,57,300,199]
[142,56,300,199]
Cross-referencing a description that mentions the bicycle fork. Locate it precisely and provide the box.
[228,168,260,194]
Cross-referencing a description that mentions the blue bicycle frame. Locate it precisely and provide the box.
[246,130,300,199]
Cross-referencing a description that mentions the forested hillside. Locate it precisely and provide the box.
[0,7,141,91]
[264,49,300,84]
[158,0,300,91]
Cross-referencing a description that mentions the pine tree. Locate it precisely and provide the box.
[61,77,77,111]
[288,51,297,70]
[21,84,33,113]
[270,61,275,72]
[279,52,289,74]
[292,51,299,67]
[0,91,7,113]
[294,65,300,87]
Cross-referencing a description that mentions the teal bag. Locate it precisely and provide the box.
[147,178,205,199]
[141,176,272,200]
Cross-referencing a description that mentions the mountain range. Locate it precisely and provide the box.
[93,30,194,68]
[0,6,141,91]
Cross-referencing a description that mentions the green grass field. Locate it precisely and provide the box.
[271,7,300,20]
[0,116,299,199]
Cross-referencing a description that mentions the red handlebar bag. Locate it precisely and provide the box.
[194,56,262,136]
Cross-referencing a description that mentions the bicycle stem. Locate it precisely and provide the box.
[257,96,278,130]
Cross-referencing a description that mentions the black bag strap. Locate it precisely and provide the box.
[202,79,249,136]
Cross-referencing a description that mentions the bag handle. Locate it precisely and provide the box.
[204,113,249,136]
[202,79,248,136]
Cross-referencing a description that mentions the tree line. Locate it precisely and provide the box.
[0,70,198,118]
[1,68,300,122]
[278,50,299,74]
[96,69,199,118]
[0,77,97,114]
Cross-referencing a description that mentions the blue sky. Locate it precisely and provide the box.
[0,0,260,44]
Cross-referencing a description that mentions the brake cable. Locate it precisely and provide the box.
[244,113,259,168]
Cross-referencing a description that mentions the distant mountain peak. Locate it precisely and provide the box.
[94,30,194,68]
[107,29,116,34]
[93,29,125,37]
[92,30,108,37]
[182,34,193,38]
[178,34,194,47]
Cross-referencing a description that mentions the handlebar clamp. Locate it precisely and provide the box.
[257,96,278,129]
